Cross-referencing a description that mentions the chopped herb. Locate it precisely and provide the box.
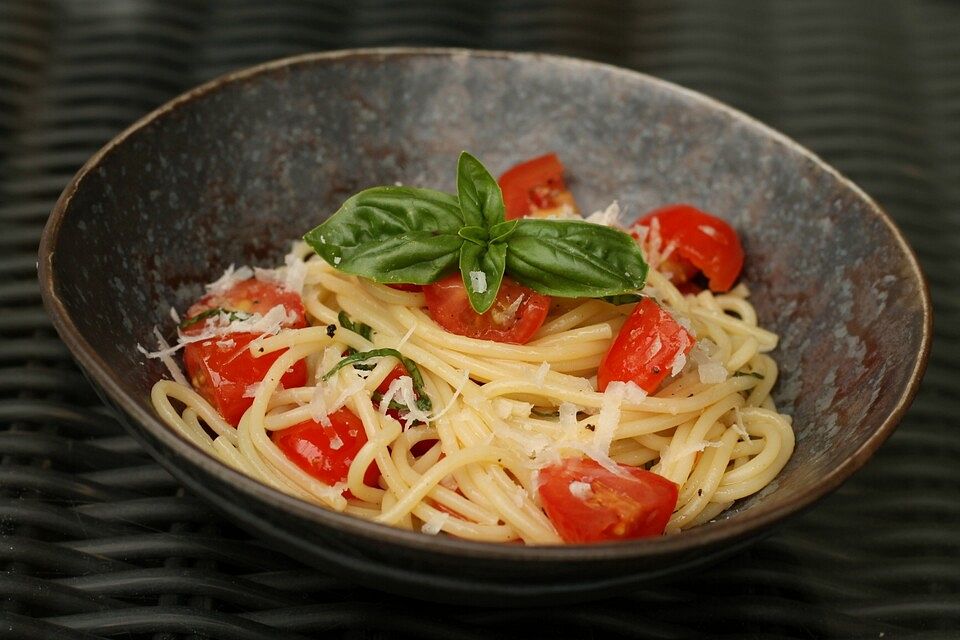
[733,371,765,380]
[530,407,560,418]
[325,324,337,337]
[179,307,252,330]
[602,293,644,306]
[338,310,373,341]
[322,348,432,411]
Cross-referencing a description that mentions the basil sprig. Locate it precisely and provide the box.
[305,152,648,313]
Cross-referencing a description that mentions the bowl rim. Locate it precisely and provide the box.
[38,46,933,562]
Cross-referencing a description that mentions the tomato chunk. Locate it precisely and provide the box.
[597,298,695,392]
[538,458,678,543]
[423,273,550,344]
[498,153,578,220]
[633,204,744,292]
[186,278,308,327]
[182,279,308,426]
[183,333,307,426]
[271,407,380,488]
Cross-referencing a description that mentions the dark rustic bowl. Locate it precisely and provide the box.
[38,48,931,605]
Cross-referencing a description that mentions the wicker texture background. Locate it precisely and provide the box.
[1,1,957,638]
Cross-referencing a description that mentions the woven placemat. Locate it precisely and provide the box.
[2,1,957,638]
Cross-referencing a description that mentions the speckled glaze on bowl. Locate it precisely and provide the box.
[38,48,931,605]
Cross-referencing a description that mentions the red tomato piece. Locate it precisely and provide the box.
[182,278,308,426]
[186,278,308,328]
[538,458,678,543]
[183,333,307,426]
[271,407,380,488]
[498,153,578,220]
[423,273,550,344]
[633,204,744,292]
[597,298,695,393]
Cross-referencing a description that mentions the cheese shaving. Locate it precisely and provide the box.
[206,264,254,296]
[534,362,550,385]
[137,328,189,386]
[568,480,593,500]
[308,383,332,426]
[585,200,622,227]
[593,381,626,457]
[469,270,487,293]
[421,512,449,535]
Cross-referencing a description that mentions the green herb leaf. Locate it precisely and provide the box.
[458,225,489,246]
[179,307,252,330]
[337,311,373,341]
[489,219,519,244]
[457,151,505,229]
[602,293,644,306]
[459,240,506,314]
[733,370,765,380]
[505,219,648,297]
[304,187,464,284]
[322,348,432,411]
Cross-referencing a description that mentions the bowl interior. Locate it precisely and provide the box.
[41,50,929,558]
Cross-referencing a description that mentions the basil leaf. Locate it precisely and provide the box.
[457,151,505,229]
[505,219,648,297]
[602,293,644,306]
[304,187,465,284]
[337,310,372,341]
[458,225,489,246]
[733,370,765,380]
[459,241,506,314]
[322,348,432,411]
[489,219,519,244]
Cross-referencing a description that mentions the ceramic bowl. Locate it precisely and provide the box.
[38,48,931,605]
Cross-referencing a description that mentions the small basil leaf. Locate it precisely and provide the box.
[489,219,519,244]
[322,348,432,411]
[304,186,465,283]
[337,310,373,341]
[458,225,489,246]
[505,219,648,297]
[602,293,644,306]
[179,308,252,330]
[459,241,506,314]
[733,370,765,380]
[457,151,505,229]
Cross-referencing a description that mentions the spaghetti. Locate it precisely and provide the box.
[148,241,793,544]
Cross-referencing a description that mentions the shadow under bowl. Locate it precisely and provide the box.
[38,48,931,605]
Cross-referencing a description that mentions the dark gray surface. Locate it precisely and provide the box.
[3,0,958,637]
[40,49,929,603]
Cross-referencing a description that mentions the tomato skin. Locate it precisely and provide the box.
[182,279,308,426]
[597,298,695,393]
[271,407,380,488]
[183,333,307,426]
[498,153,577,220]
[538,458,678,543]
[423,273,550,344]
[633,204,744,292]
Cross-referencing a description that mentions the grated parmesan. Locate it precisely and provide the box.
[206,264,254,296]
[469,270,487,293]
[308,383,332,426]
[568,480,593,500]
[585,201,622,227]
[593,382,627,458]
[534,362,550,385]
[421,512,449,535]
